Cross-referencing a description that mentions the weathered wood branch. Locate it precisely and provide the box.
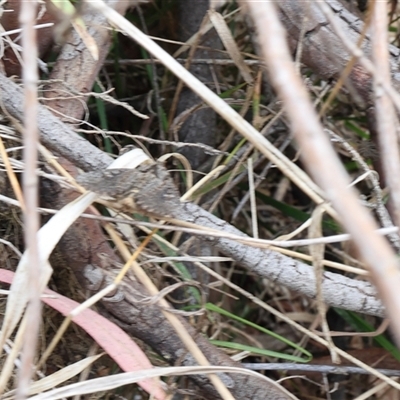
[0,72,385,317]
[277,0,400,99]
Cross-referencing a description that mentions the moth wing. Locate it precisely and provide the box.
[77,169,134,198]
[134,179,181,217]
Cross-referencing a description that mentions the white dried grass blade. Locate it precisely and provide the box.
[158,152,193,189]
[349,170,374,188]
[5,354,102,398]
[71,20,99,61]
[29,366,295,400]
[209,9,253,84]
[108,208,137,245]
[182,165,224,201]
[172,8,240,58]
[109,148,150,169]
[70,284,117,317]
[0,314,28,393]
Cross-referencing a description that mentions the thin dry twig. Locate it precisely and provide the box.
[309,206,339,364]
[248,158,258,239]
[243,363,400,377]
[17,1,42,398]
[370,1,400,229]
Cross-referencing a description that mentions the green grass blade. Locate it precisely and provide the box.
[206,303,312,362]
[210,340,309,363]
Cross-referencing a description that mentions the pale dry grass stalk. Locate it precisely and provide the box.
[243,0,400,347]
[248,158,258,239]
[27,366,283,400]
[16,0,41,398]
[371,2,400,228]
[309,206,340,364]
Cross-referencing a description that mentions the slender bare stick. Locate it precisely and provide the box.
[16,1,41,399]
[243,1,400,346]
[370,2,400,228]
